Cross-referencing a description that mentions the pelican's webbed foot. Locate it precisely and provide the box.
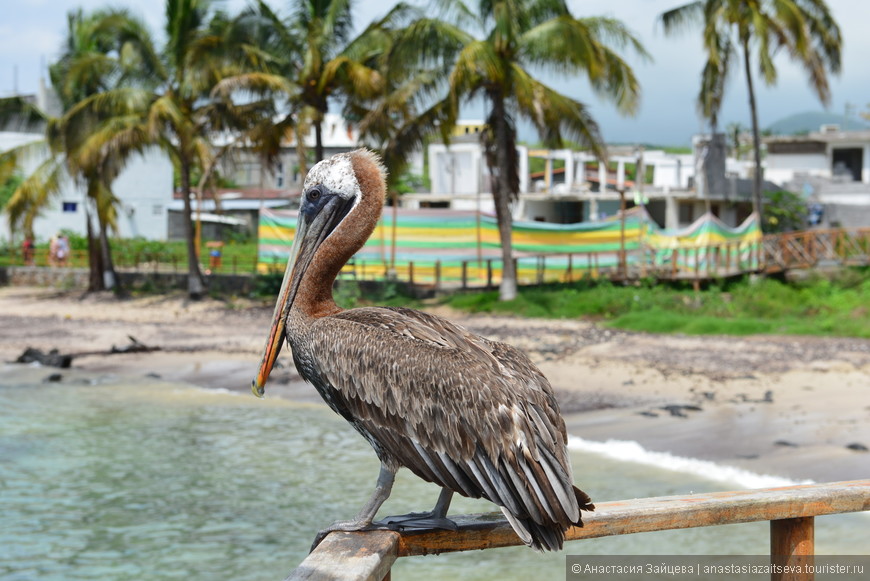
[376,512,458,532]
[376,486,457,532]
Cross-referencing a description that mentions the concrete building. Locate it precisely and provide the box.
[419,138,756,229]
[765,126,870,227]
[0,128,173,243]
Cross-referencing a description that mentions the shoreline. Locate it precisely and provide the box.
[2,285,868,486]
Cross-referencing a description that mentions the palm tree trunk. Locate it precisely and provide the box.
[314,119,324,163]
[84,198,104,292]
[743,40,764,223]
[98,215,118,291]
[180,157,206,299]
[491,97,517,301]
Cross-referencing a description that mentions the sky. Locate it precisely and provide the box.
[1,0,867,147]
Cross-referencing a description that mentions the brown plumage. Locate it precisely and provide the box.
[253,149,593,551]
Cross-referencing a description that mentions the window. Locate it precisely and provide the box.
[678,203,694,224]
[62,202,77,213]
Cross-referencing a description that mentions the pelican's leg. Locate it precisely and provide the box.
[377,487,458,531]
[311,464,396,550]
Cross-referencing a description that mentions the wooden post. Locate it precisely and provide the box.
[671,248,678,278]
[771,517,814,581]
[408,261,414,286]
[567,254,573,282]
[486,259,493,289]
[618,188,627,280]
[461,261,468,290]
[725,242,732,273]
[435,260,441,291]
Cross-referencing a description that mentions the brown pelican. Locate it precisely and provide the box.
[253,149,593,551]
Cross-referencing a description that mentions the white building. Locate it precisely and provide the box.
[0,126,174,242]
[765,126,870,227]
[420,139,756,229]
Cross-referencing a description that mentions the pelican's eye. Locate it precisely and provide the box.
[306,186,324,202]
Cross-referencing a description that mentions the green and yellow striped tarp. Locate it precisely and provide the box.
[257,207,760,284]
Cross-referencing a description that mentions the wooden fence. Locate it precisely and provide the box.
[287,479,869,581]
[6,228,870,289]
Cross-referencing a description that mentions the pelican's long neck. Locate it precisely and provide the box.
[293,153,386,320]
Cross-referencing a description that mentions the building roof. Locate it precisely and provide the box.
[174,187,301,201]
[167,199,292,212]
[766,111,869,135]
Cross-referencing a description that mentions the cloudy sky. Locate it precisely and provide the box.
[1,0,866,146]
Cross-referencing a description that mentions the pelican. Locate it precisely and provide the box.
[253,149,593,551]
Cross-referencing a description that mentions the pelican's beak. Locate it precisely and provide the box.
[251,191,356,397]
[251,217,308,398]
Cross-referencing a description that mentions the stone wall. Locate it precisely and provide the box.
[0,266,257,295]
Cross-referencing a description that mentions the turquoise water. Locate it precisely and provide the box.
[1,365,866,580]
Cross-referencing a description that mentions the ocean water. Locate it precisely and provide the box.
[0,364,866,581]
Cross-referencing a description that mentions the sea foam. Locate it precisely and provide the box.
[567,435,814,489]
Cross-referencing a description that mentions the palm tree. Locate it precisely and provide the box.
[240,0,383,165]
[410,0,648,300]
[349,4,458,270]
[0,9,159,292]
[660,0,842,222]
[79,0,280,298]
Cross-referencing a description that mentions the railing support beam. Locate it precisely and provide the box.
[771,517,814,581]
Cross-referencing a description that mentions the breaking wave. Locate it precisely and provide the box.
[567,435,815,489]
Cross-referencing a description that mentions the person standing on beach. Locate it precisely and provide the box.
[22,237,34,266]
[55,234,69,267]
[48,235,58,267]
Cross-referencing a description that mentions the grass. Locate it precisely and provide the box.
[440,268,870,338]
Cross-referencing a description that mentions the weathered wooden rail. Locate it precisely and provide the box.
[285,479,870,580]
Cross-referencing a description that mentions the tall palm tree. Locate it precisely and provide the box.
[409,0,648,300]
[660,0,842,222]
[80,0,280,298]
[240,0,383,164]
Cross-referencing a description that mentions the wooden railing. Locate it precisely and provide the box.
[285,479,870,581]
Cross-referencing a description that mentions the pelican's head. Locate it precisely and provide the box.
[252,149,386,397]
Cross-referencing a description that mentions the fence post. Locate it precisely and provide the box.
[461,261,468,290]
[770,517,814,581]
[567,254,573,283]
[409,261,414,287]
[486,260,493,290]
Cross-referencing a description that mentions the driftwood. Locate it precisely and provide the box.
[14,336,160,368]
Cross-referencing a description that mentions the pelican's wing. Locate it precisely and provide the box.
[305,306,592,549]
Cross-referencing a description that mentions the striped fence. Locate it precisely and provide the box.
[256,208,765,287]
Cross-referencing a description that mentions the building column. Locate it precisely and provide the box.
[563,150,574,190]
[598,162,607,193]
[665,195,679,230]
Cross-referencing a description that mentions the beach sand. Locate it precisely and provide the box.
[1,285,868,485]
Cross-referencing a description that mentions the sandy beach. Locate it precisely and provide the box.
[1,285,868,485]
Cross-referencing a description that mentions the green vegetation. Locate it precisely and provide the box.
[443,268,870,338]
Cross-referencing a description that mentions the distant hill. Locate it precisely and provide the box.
[766,111,869,135]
